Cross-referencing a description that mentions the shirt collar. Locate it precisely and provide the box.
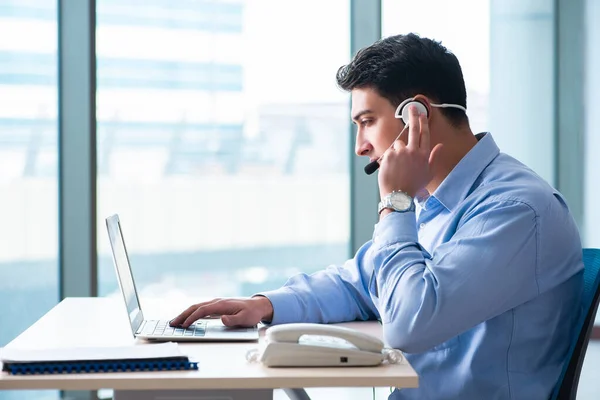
[428,132,500,212]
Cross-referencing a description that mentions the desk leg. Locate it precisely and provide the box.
[114,389,273,400]
[282,389,311,400]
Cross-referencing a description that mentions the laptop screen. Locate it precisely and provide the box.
[105,214,144,336]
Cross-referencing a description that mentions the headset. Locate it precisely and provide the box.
[394,97,467,125]
[363,97,467,175]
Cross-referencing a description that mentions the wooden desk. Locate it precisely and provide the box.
[0,298,418,399]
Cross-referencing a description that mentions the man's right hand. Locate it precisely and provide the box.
[169,296,274,329]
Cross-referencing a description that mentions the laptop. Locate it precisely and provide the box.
[105,213,259,342]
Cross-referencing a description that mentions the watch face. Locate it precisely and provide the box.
[390,192,412,210]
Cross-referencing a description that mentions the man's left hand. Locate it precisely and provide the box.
[378,105,443,198]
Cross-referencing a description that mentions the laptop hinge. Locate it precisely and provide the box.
[135,320,146,335]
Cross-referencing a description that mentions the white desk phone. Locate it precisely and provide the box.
[246,323,404,367]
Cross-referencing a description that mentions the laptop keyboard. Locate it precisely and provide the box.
[139,320,207,337]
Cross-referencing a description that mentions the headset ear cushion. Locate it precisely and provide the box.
[400,101,428,124]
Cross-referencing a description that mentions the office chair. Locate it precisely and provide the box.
[552,248,600,400]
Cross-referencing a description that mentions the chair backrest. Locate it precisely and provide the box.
[551,248,600,400]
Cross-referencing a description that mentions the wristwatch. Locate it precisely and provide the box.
[378,191,415,214]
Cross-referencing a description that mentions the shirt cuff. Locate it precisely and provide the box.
[253,287,300,325]
[373,211,418,249]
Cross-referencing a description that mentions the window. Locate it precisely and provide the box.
[584,0,600,249]
[585,0,600,325]
[382,0,490,137]
[382,0,556,184]
[0,0,59,399]
[96,0,351,305]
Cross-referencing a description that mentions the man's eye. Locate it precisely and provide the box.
[360,119,372,127]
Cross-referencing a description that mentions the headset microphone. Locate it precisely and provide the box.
[364,159,380,175]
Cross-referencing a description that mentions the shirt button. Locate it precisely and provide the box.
[419,223,426,230]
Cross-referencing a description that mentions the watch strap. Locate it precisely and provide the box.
[378,191,415,214]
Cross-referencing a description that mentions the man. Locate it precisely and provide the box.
[171,33,584,399]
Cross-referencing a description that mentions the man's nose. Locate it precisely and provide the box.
[355,140,371,157]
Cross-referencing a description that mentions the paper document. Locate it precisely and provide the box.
[0,342,184,363]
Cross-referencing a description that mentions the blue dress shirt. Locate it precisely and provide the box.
[259,133,584,400]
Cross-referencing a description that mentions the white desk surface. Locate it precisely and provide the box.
[0,297,418,391]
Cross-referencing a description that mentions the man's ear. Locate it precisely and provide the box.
[410,94,432,119]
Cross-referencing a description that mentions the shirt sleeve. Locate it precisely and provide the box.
[372,199,540,353]
[256,242,380,325]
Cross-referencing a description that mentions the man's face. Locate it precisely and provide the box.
[351,87,406,163]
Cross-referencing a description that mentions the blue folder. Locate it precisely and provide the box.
[2,357,198,375]
[1,342,198,375]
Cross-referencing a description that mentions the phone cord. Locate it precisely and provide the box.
[245,348,261,362]
[383,348,404,364]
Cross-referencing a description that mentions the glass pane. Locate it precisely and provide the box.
[0,0,59,399]
[382,0,490,136]
[585,0,600,249]
[382,0,556,183]
[585,0,600,327]
[96,0,351,307]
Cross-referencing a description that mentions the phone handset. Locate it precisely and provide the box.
[266,323,384,354]
[246,323,404,367]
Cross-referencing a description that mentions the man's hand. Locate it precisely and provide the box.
[169,296,274,328]
[378,105,443,198]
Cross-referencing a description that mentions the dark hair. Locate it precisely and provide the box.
[336,33,468,126]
